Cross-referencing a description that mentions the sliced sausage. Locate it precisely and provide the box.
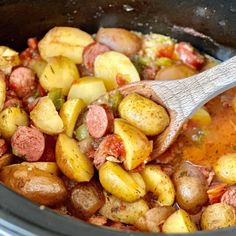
[11,126,45,161]
[0,139,7,157]
[86,104,114,139]
[96,28,142,57]
[83,42,110,71]
[221,185,236,208]
[4,98,22,109]
[9,67,36,98]
[174,42,205,70]
[87,215,107,226]
[93,134,125,169]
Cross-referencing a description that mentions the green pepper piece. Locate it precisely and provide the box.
[75,124,89,141]
[48,88,65,110]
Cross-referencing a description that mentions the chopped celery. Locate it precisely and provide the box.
[75,124,89,141]
[156,57,173,67]
[48,88,65,110]
[109,91,124,113]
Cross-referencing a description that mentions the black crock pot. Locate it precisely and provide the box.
[0,0,236,235]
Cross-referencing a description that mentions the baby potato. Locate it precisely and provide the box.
[0,75,6,112]
[162,209,197,233]
[141,165,175,206]
[201,203,236,230]
[67,77,106,105]
[56,133,94,182]
[96,28,142,57]
[40,56,79,96]
[155,64,196,81]
[59,98,85,137]
[119,93,169,136]
[94,51,140,91]
[99,161,146,202]
[114,119,152,170]
[173,161,208,213]
[214,153,236,184]
[99,191,149,225]
[30,96,64,135]
[0,164,67,206]
[21,162,60,176]
[38,26,94,64]
[0,46,21,74]
[0,107,29,139]
[191,107,212,127]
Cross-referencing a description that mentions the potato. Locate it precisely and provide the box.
[173,162,208,213]
[99,161,146,202]
[96,28,142,57]
[0,164,67,206]
[135,206,175,232]
[118,93,169,136]
[141,165,175,206]
[0,107,29,139]
[0,46,21,74]
[30,96,64,135]
[114,119,152,170]
[214,153,236,184]
[0,75,6,112]
[56,133,94,182]
[0,153,13,169]
[38,26,94,64]
[201,203,236,230]
[155,64,196,80]
[94,51,140,91]
[59,98,85,137]
[21,162,60,176]
[99,191,149,225]
[40,56,79,95]
[67,181,105,219]
[191,107,212,127]
[28,59,47,78]
[162,209,197,233]
[67,77,106,105]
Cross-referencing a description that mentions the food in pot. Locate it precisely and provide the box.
[0,26,235,233]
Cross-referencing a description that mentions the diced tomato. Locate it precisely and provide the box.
[116,74,127,87]
[157,44,174,58]
[27,38,38,50]
[207,182,227,204]
[174,42,205,70]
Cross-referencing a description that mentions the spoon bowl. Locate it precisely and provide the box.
[118,56,236,159]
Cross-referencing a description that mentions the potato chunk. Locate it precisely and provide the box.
[94,51,140,91]
[0,75,6,112]
[214,153,236,184]
[162,209,197,233]
[30,97,63,135]
[114,118,152,170]
[99,191,149,225]
[67,77,106,105]
[38,26,94,64]
[0,107,29,139]
[56,133,94,182]
[201,203,236,230]
[141,165,175,206]
[59,98,85,137]
[119,93,169,136]
[40,56,79,95]
[99,161,146,202]
[191,107,212,127]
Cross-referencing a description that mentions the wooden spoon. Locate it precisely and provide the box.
[118,56,236,159]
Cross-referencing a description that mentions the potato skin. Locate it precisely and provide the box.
[173,162,208,214]
[0,164,67,206]
[118,93,169,136]
[214,153,236,184]
[201,203,236,230]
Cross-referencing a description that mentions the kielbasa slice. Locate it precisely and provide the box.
[83,42,110,71]
[86,104,114,139]
[9,67,36,98]
[11,126,45,161]
[221,185,236,208]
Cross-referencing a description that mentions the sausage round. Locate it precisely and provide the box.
[221,185,236,208]
[9,67,36,98]
[83,42,110,71]
[11,126,45,161]
[86,104,114,139]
